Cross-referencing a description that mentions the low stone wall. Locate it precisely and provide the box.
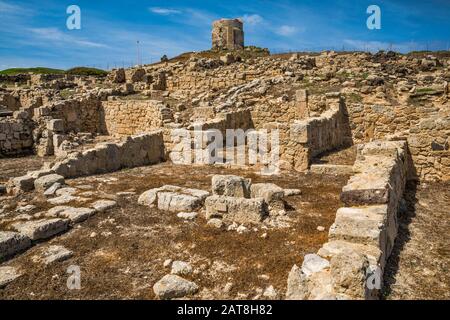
[286,140,408,300]
[266,94,349,171]
[0,112,34,156]
[51,131,165,178]
[7,131,165,193]
[101,99,173,136]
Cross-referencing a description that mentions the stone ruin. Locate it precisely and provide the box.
[0,35,449,299]
[212,18,244,50]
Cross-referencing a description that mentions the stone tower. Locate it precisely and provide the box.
[212,18,244,50]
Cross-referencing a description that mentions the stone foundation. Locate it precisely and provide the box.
[286,140,408,300]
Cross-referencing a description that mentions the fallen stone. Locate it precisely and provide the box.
[47,194,87,205]
[8,175,35,193]
[153,274,199,299]
[283,189,301,196]
[44,182,62,196]
[91,200,117,212]
[0,231,32,260]
[34,174,65,192]
[205,195,267,224]
[171,261,193,276]
[12,218,69,240]
[263,285,278,299]
[33,245,73,265]
[57,207,96,223]
[138,185,209,212]
[207,218,224,229]
[0,266,21,288]
[250,183,285,214]
[211,175,251,198]
[177,212,198,220]
[16,204,36,213]
[55,187,78,196]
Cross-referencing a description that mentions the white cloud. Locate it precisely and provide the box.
[276,25,298,36]
[29,28,108,48]
[242,14,263,26]
[149,7,181,15]
[0,0,33,15]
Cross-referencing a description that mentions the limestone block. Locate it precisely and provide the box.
[0,231,32,260]
[56,207,96,224]
[250,183,285,214]
[7,175,35,193]
[157,192,203,212]
[139,185,209,212]
[47,119,64,133]
[205,195,267,224]
[0,266,22,288]
[330,249,370,299]
[301,254,330,276]
[328,206,388,253]
[34,174,65,192]
[153,274,199,300]
[12,218,69,240]
[211,175,251,198]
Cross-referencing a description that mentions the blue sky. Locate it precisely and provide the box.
[0,0,449,70]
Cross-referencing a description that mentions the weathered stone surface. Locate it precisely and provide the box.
[212,175,251,198]
[56,207,96,223]
[212,18,244,50]
[91,200,117,212]
[157,192,202,212]
[205,195,267,224]
[12,218,69,240]
[0,266,21,288]
[34,174,65,192]
[330,250,370,299]
[286,264,308,300]
[171,261,193,276]
[153,274,199,299]
[8,175,35,193]
[47,119,64,133]
[177,212,198,220]
[301,254,330,276]
[0,231,32,260]
[139,185,209,212]
[250,183,285,214]
[33,245,73,265]
[310,164,354,175]
[43,182,62,196]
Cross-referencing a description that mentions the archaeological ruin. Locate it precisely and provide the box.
[0,19,449,300]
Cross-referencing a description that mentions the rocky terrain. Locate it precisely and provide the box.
[0,47,449,300]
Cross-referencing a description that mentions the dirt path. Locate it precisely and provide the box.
[383,181,450,300]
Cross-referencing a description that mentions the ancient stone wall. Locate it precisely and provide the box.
[0,112,34,156]
[251,89,310,128]
[101,99,173,136]
[346,98,449,181]
[166,67,283,94]
[264,94,349,171]
[50,131,165,178]
[286,140,409,300]
[35,96,104,134]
